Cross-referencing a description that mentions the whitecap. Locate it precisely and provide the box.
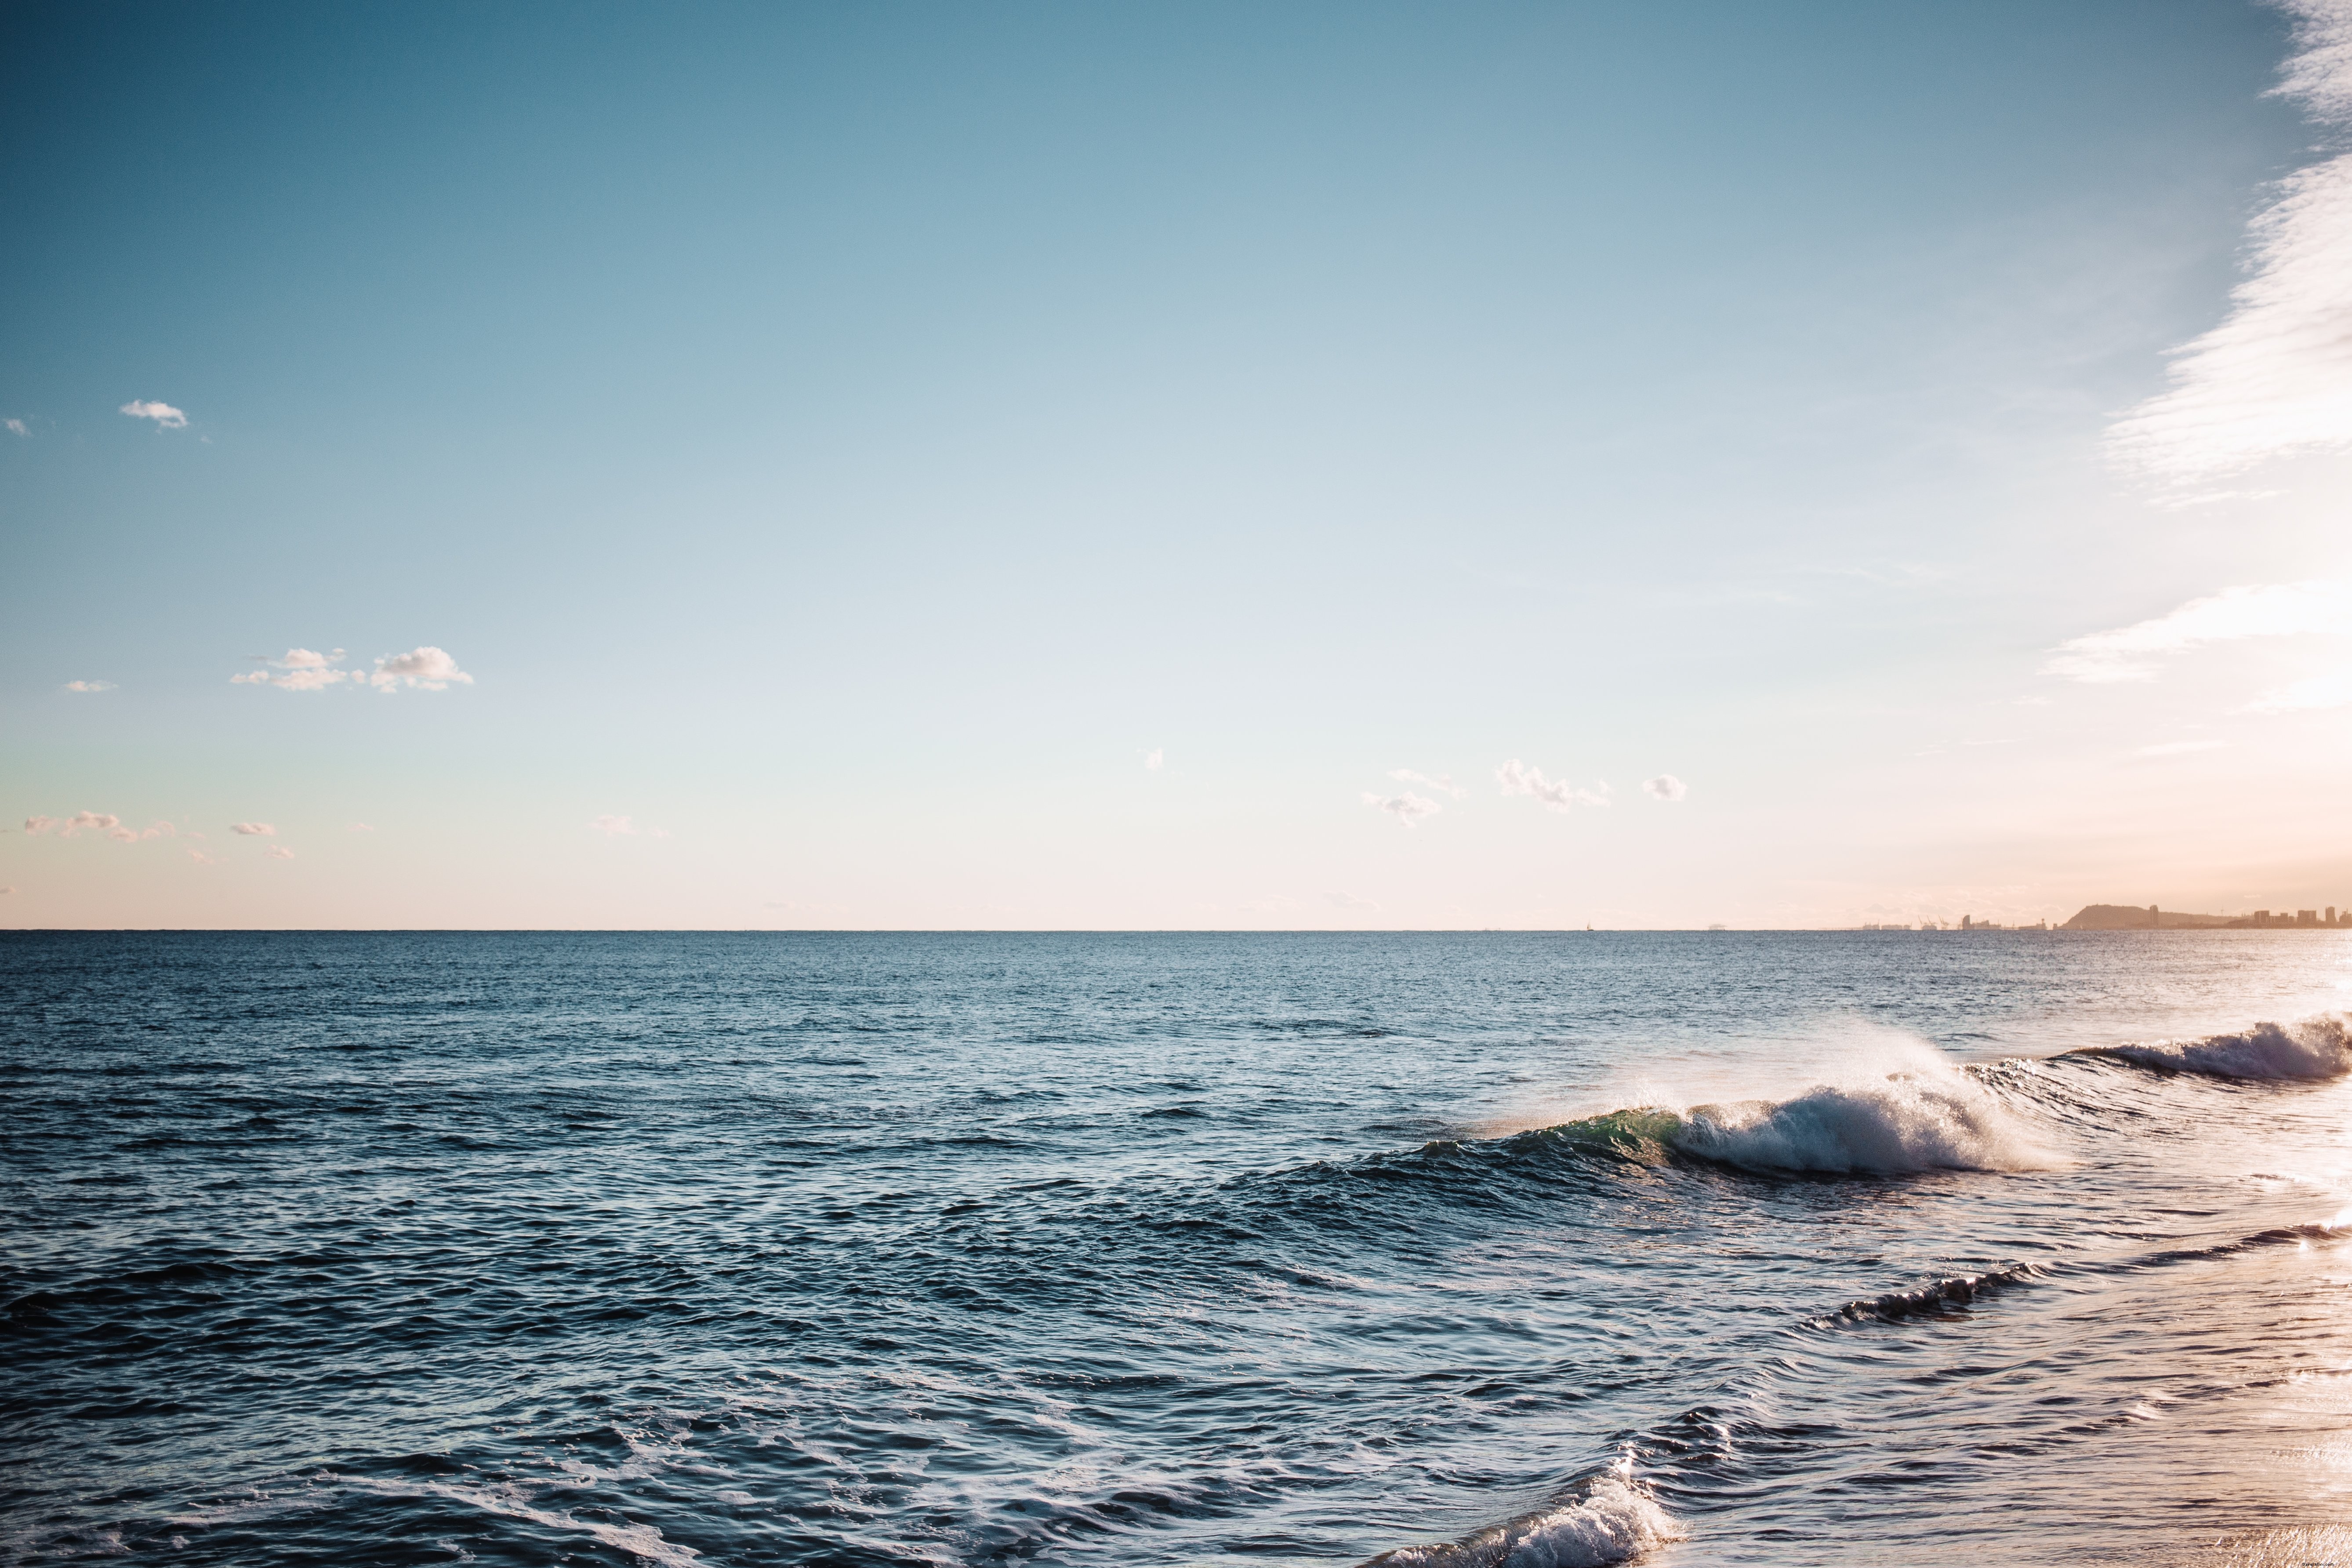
[2087,1013,2352,1082]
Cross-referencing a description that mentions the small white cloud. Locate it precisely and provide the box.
[365,646,472,692]
[1327,890,1381,911]
[266,846,294,860]
[5,419,25,437]
[348,822,375,832]
[23,815,58,835]
[2135,739,2228,755]
[231,822,275,836]
[63,680,117,693]
[1642,774,1688,802]
[592,814,638,835]
[1496,759,1611,812]
[120,399,188,429]
[189,849,220,865]
[1361,790,1442,827]
[1389,769,1466,799]
[1143,748,1164,769]
[2250,668,2352,712]
[650,827,671,839]
[2046,581,2352,682]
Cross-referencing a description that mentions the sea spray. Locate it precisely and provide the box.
[1374,1463,1683,1568]
[1536,1033,2059,1174]
[2083,1013,2352,1081]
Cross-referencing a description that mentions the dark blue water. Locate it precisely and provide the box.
[8,932,2352,1567]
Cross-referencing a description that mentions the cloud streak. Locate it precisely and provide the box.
[2106,0,2352,485]
[120,399,188,428]
[1496,759,1610,812]
[232,646,474,693]
[1642,774,1688,801]
[2250,668,2352,711]
[2045,581,2352,682]
[231,822,275,835]
[25,812,174,842]
[63,680,116,693]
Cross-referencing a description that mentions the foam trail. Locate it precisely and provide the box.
[1376,1466,1682,1568]
[2082,1013,2352,1081]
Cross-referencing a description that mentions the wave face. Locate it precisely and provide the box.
[9,930,2352,1568]
[1545,1042,2056,1174]
[2080,1012,2352,1080]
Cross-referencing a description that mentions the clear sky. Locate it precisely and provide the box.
[4,0,2349,930]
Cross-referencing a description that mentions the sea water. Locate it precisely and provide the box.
[7,930,2352,1567]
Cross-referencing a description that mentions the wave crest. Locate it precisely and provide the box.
[2083,1013,2352,1081]
[1551,1064,2052,1176]
[1376,1470,1682,1568]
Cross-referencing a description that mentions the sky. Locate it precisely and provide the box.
[4,0,2350,930]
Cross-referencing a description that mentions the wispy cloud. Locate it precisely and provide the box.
[63,679,116,693]
[2136,739,2228,755]
[266,846,294,859]
[2250,668,2352,711]
[1389,768,1466,799]
[232,645,474,693]
[591,815,638,835]
[231,822,275,836]
[24,812,173,842]
[1496,759,1611,812]
[2046,581,2352,682]
[233,648,349,690]
[2106,1,2352,486]
[189,849,220,865]
[1361,790,1442,827]
[348,822,375,832]
[1642,774,1688,801]
[5,418,25,437]
[1327,890,1382,911]
[120,399,188,429]
[1143,748,1164,770]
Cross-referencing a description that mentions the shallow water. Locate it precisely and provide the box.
[6,930,2352,1567]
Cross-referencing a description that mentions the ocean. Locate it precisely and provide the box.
[7,930,2352,1567]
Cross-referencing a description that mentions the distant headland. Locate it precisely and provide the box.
[2061,904,2347,930]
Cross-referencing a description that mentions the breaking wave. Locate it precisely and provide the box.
[1373,1464,1682,1568]
[1545,1051,2055,1175]
[2076,1013,2352,1082]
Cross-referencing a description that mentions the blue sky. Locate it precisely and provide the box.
[5,0,2349,928]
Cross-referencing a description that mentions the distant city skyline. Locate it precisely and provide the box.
[4,0,2350,929]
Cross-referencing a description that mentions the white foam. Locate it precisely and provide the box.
[1668,1067,2054,1174]
[1383,1469,1683,1568]
[2095,1013,2352,1082]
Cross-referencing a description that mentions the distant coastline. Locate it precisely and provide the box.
[1852,903,2349,931]
[2059,903,2347,930]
